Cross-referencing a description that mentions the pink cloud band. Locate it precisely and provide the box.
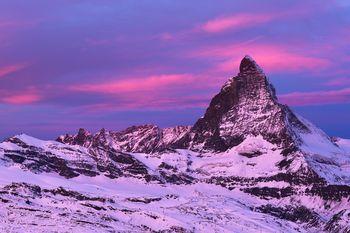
[0,63,27,78]
[279,88,350,106]
[201,13,277,33]
[70,74,196,93]
[191,42,330,73]
[1,93,41,105]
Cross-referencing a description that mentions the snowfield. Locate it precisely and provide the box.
[1,134,350,232]
[0,163,305,233]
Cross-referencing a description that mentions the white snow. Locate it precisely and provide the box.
[296,116,350,185]
[0,165,305,233]
[1,131,350,232]
[191,136,283,178]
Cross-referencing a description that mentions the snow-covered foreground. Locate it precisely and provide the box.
[0,165,305,233]
[1,134,350,232]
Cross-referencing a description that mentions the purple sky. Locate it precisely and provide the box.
[0,0,350,140]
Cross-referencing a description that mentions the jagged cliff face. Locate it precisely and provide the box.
[57,125,191,153]
[190,56,309,152]
[1,56,350,232]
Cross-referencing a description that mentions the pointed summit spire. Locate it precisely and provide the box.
[189,54,310,152]
[239,55,263,73]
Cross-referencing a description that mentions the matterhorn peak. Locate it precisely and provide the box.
[239,55,264,74]
[189,55,309,152]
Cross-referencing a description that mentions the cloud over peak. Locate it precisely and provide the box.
[201,13,277,33]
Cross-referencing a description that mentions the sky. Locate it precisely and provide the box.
[0,0,350,140]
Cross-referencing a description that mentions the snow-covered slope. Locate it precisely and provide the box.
[1,134,350,232]
[0,168,307,233]
[1,56,350,232]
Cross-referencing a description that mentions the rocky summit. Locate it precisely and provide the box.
[1,56,350,233]
[189,55,310,152]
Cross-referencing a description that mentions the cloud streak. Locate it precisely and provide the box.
[70,74,197,93]
[0,63,27,78]
[68,73,216,110]
[1,93,41,105]
[279,88,350,106]
[191,43,331,73]
[324,78,350,87]
[200,13,277,33]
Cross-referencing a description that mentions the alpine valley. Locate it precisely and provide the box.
[1,56,350,233]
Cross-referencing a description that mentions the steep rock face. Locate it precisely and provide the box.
[107,125,162,153]
[57,128,93,147]
[189,56,310,152]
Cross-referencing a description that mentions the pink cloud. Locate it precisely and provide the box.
[77,95,210,112]
[71,74,196,93]
[160,13,278,41]
[0,20,39,29]
[201,13,276,33]
[324,78,350,87]
[191,43,331,73]
[0,63,27,78]
[157,33,174,41]
[1,93,41,105]
[279,88,350,106]
[159,3,331,41]
[69,73,216,110]
[198,3,322,34]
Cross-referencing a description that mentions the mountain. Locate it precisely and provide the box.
[1,56,350,232]
[189,55,311,153]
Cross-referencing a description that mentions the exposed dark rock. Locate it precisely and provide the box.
[243,187,294,199]
[325,209,350,233]
[256,204,321,226]
[3,182,42,198]
[127,197,162,204]
[4,153,26,163]
[159,162,178,171]
[44,187,107,202]
[306,184,350,201]
[159,171,194,185]
[207,176,256,190]
[81,203,107,211]
[258,170,326,186]
[239,150,263,158]
[277,158,294,169]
